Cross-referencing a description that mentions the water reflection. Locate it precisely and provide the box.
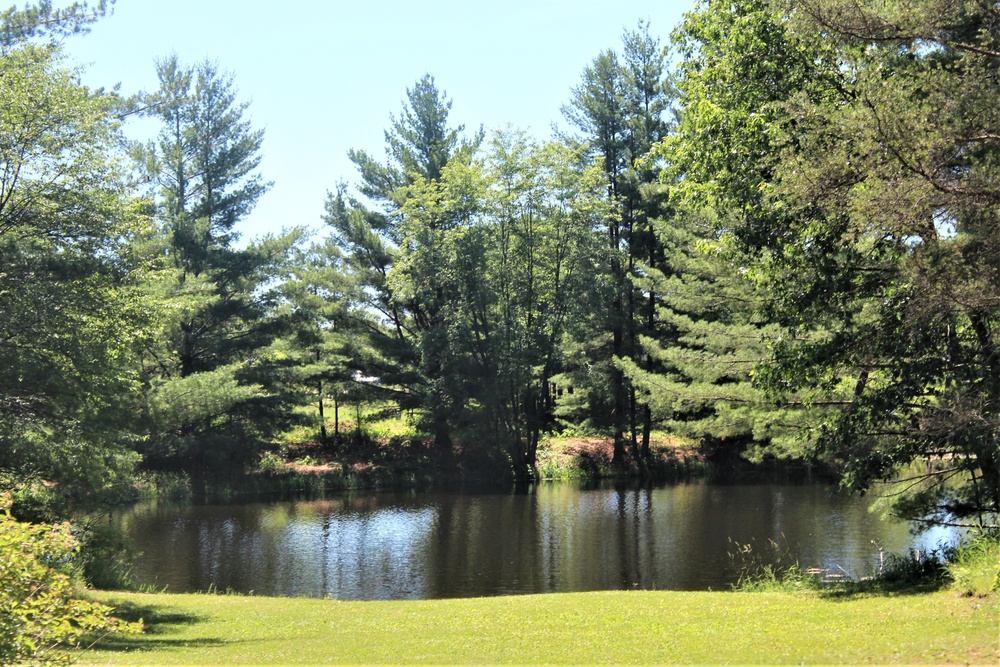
[116,482,957,599]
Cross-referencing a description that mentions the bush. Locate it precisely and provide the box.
[948,533,1000,597]
[0,493,141,665]
[77,522,137,591]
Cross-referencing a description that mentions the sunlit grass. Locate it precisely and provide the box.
[276,402,424,449]
[79,589,997,665]
[536,431,701,479]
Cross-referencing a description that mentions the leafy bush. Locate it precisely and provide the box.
[258,450,284,472]
[76,522,137,591]
[0,493,141,665]
[872,547,948,590]
[947,534,1000,597]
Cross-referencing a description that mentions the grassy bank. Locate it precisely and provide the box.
[79,589,997,665]
[534,433,706,480]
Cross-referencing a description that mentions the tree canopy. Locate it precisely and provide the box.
[655,0,1000,524]
[0,33,144,501]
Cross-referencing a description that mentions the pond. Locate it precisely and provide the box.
[111,481,957,600]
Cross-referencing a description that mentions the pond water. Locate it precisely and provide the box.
[112,481,957,600]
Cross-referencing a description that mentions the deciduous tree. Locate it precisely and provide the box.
[0,37,145,499]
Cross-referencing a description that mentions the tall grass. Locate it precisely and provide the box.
[947,532,1000,597]
[728,535,820,592]
[731,529,1000,598]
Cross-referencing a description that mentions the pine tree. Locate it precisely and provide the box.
[137,56,296,469]
[622,205,823,468]
[0,0,111,48]
[658,0,1000,524]
[324,75,482,452]
[267,240,355,443]
[561,22,672,464]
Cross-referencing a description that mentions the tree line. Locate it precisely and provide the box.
[1,0,997,530]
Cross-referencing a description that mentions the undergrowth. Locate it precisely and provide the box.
[947,532,1000,597]
[732,530,1000,599]
[728,535,815,592]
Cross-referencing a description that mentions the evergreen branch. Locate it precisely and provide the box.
[962,133,1000,143]
[878,468,965,498]
[779,399,858,407]
[891,514,996,530]
[888,467,962,484]
[949,42,1000,59]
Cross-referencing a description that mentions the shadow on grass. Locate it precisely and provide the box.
[816,579,950,601]
[737,541,955,600]
[84,599,227,653]
[818,549,953,600]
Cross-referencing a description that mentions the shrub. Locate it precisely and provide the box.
[0,493,141,665]
[948,533,1000,597]
[258,450,284,472]
[858,539,949,591]
[76,522,137,591]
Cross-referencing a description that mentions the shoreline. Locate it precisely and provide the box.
[142,434,833,505]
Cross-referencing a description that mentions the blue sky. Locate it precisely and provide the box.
[64,0,694,241]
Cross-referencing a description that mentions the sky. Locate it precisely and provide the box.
[63,0,695,242]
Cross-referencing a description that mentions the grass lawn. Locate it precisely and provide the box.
[79,589,998,665]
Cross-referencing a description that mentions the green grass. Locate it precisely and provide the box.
[78,589,997,665]
[277,402,424,448]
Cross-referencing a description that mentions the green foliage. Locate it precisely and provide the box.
[326,77,619,472]
[256,450,283,472]
[349,74,481,203]
[561,22,673,464]
[732,537,951,594]
[622,205,821,465]
[658,0,1000,524]
[732,563,814,593]
[0,494,140,665]
[865,547,949,592]
[11,0,1000,526]
[140,55,270,253]
[0,0,112,47]
[0,38,146,499]
[470,134,608,468]
[948,534,1000,597]
[146,364,264,434]
[728,536,816,592]
[133,56,302,470]
[627,0,828,468]
[75,522,137,591]
[325,75,482,453]
[266,239,355,441]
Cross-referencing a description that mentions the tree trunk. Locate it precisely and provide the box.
[433,412,452,457]
[355,402,362,443]
[641,404,652,461]
[318,380,327,441]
